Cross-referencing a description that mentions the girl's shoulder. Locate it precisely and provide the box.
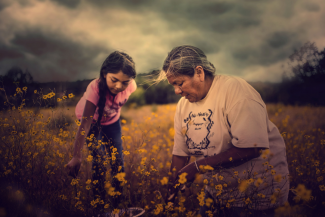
[89,78,100,86]
[125,79,137,94]
[85,78,100,95]
[87,78,100,89]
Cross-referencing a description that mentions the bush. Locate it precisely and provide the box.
[125,87,146,107]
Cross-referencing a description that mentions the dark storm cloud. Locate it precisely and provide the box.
[86,0,260,34]
[303,2,320,12]
[0,45,24,60]
[47,0,261,37]
[50,0,81,8]
[168,35,220,55]
[1,0,323,82]
[88,0,154,10]
[0,1,8,11]
[151,1,261,34]
[0,29,110,82]
[267,31,292,49]
[232,31,303,67]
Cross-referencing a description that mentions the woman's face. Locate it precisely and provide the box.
[104,70,131,95]
[166,68,206,103]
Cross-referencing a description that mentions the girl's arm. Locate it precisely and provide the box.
[66,100,96,177]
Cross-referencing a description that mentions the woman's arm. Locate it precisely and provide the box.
[66,100,97,177]
[169,155,190,182]
[176,145,263,183]
[166,155,190,202]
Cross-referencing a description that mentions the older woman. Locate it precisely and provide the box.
[161,45,289,216]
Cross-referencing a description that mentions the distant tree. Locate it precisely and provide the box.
[0,67,40,109]
[1,67,34,84]
[280,42,325,105]
[287,42,325,83]
[125,70,181,106]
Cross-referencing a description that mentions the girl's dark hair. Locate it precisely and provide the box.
[155,45,215,83]
[97,51,136,126]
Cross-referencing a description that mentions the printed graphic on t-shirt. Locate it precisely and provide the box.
[183,109,214,155]
[96,99,127,122]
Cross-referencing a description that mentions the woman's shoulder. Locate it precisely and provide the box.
[217,74,245,85]
[215,75,252,93]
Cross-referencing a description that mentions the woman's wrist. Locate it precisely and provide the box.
[194,160,201,173]
[73,151,82,159]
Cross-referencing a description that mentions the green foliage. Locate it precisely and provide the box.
[132,71,181,105]
[279,42,325,106]
[142,80,181,104]
[0,67,40,109]
[125,87,146,107]
[47,112,74,131]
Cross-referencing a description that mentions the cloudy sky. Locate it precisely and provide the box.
[0,0,324,83]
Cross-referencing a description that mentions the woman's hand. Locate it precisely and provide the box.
[66,157,82,178]
[177,162,198,183]
[166,162,199,203]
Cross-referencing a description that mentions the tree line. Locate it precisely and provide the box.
[1,42,324,110]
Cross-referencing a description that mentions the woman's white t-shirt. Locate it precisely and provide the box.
[173,75,289,210]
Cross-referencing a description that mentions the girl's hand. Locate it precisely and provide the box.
[66,157,82,178]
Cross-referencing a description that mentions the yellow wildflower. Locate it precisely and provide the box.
[160,177,168,185]
[75,120,81,126]
[274,175,282,182]
[205,198,213,207]
[178,172,187,184]
[122,150,130,155]
[245,198,252,205]
[238,180,249,192]
[71,179,79,186]
[86,155,93,162]
[197,190,205,206]
[294,184,312,202]
[255,178,263,187]
[203,165,214,171]
[169,127,175,137]
[153,204,163,215]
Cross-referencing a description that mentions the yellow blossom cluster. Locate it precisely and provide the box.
[1,92,325,216]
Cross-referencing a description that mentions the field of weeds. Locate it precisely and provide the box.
[0,88,324,217]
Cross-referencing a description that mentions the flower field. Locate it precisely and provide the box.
[0,88,325,217]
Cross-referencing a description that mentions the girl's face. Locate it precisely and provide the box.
[104,70,132,95]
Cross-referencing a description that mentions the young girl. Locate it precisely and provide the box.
[66,51,137,209]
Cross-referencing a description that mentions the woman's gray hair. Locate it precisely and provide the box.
[156,45,215,82]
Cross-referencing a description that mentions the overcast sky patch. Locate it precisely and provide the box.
[0,0,324,82]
